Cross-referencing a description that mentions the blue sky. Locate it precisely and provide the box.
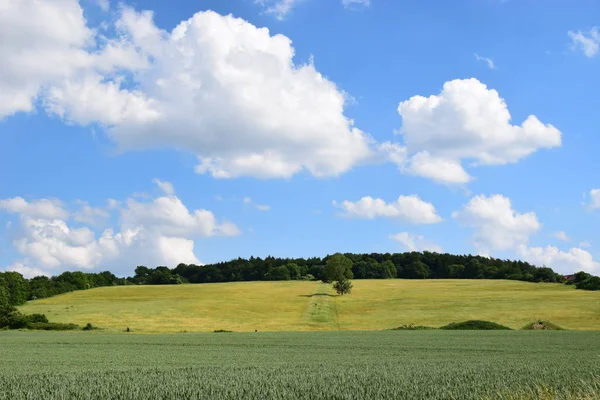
[1,0,599,277]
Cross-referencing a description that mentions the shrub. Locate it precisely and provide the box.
[440,320,512,330]
[391,324,435,330]
[521,320,565,330]
[576,276,600,291]
[26,322,80,331]
[213,329,233,333]
[82,323,98,331]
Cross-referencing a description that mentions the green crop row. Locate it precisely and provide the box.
[0,331,599,399]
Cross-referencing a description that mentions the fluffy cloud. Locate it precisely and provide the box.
[0,197,69,220]
[38,6,374,179]
[389,232,442,253]
[453,194,540,252]
[553,231,570,242]
[121,195,239,238]
[517,245,599,274]
[568,27,599,58]
[0,0,92,117]
[404,152,471,184]
[73,201,111,225]
[334,195,442,224]
[153,179,175,196]
[5,263,50,279]
[588,189,600,210]
[0,0,147,119]
[0,180,239,276]
[390,78,561,184]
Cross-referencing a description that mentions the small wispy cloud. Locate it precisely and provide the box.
[255,0,299,20]
[342,0,371,9]
[243,197,271,211]
[568,27,599,58]
[92,0,110,12]
[553,231,570,242]
[257,0,369,20]
[474,54,496,69]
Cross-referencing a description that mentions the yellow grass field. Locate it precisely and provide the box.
[19,280,600,332]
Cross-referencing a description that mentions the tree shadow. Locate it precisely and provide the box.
[298,293,338,298]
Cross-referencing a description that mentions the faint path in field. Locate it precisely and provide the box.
[302,282,340,330]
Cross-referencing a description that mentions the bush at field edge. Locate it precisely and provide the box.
[440,320,513,330]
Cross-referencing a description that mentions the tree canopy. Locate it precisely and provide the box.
[1,251,598,307]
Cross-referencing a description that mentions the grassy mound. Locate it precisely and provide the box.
[521,320,565,330]
[440,320,512,330]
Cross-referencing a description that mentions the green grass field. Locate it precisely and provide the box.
[1,331,599,399]
[19,280,600,332]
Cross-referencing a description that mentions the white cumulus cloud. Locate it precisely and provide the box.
[73,201,111,225]
[6,262,52,279]
[390,78,561,184]
[0,180,239,276]
[389,232,442,253]
[334,195,442,224]
[517,245,599,274]
[2,2,375,180]
[0,197,69,220]
[49,7,374,179]
[0,0,148,119]
[453,194,540,253]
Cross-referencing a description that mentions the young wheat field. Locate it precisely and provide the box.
[1,330,599,400]
[18,280,600,332]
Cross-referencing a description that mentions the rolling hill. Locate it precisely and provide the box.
[18,280,600,332]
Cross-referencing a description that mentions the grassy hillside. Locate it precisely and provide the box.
[19,280,600,332]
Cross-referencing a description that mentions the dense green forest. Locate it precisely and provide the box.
[1,252,599,307]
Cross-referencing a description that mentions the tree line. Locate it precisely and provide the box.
[1,251,599,307]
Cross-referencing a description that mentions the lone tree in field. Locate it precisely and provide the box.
[332,279,353,296]
[324,253,353,295]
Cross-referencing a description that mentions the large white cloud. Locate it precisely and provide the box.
[0,0,146,119]
[517,245,599,274]
[39,6,375,179]
[0,180,239,276]
[452,194,540,252]
[389,232,442,253]
[390,78,561,184]
[334,195,442,224]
